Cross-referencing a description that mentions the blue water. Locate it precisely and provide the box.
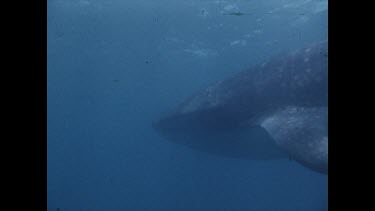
[47,0,328,210]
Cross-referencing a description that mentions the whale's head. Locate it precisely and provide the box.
[152,40,328,174]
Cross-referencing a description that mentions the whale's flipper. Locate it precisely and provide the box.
[261,106,328,174]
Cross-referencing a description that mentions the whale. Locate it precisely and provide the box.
[153,40,328,174]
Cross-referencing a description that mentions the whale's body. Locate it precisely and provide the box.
[153,41,328,174]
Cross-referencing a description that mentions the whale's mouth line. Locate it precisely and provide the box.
[153,108,243,133]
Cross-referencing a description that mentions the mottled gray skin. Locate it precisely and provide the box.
[261,106,328,174]
[154,40,328,174]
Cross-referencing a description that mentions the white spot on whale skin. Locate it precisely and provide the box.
[183,48,217,58]
[253,29,263,34]
[304,57,310,62]
[314,136,328,160]
[291,16,310,27]
[200,8,209,18]
[244,34,253,38]
[312,1,328,13]
[78,0,90,7]
[230,39,247,47]
[165,37,182,43]
[223,4,239,12]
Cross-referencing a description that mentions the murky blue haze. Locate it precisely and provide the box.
[47,0,328,210]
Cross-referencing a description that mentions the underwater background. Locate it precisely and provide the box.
[47,0,328,210]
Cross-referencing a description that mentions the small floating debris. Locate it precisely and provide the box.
[223,12,248,16]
